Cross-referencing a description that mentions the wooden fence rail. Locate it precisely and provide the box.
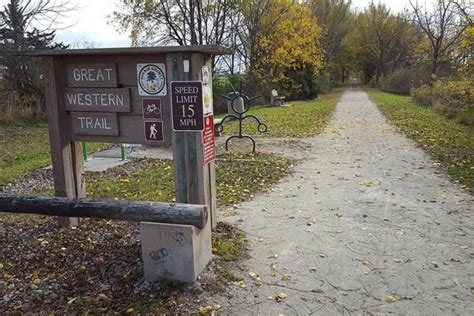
[0,194,208,228]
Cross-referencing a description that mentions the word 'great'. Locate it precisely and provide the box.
[72,67,114,82]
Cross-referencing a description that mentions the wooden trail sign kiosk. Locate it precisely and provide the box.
[31,45,230,282]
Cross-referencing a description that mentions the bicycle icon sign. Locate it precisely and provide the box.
[142,99,162,119]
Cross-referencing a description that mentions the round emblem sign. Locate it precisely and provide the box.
[137,64,166,96]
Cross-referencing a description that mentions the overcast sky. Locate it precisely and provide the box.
[1,0,413,48]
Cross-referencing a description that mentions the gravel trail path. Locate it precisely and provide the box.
[212,89,474,315]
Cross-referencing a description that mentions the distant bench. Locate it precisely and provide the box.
[214,118,223,136]
[271,89,286,106]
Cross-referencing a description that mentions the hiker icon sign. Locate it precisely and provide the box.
[137,64,167,96]
[144,121,164,142]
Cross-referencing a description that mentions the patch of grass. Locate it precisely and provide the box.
[212,222,249,262]
[215,151,291,206]
[0,118,50,185]
[368,90,474,192]
[0,117,111,185]
[86,151,292,207]
[218,89,342,138]
[86,159,175,202]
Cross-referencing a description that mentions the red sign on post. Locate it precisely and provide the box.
[203,114,216,164]
[171,81,203,131]
[144,121,164,142]
[142,99,162,119]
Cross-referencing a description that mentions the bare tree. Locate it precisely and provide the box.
[409,0,472,81]
[0,0,75,113]
[112,0,237,46]
[112,0,238,71]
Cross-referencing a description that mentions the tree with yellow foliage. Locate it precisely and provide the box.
[241,0,324,98]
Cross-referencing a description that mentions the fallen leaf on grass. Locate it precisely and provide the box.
[384,295,399,303]
[212,247,220,254]
[67,297,78,305]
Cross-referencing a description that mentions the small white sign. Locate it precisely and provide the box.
[202,65,210,85]
[203,85,213,115]
[137,63,167,96]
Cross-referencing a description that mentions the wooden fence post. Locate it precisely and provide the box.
[42,56,85,227]
[166,52,217,228]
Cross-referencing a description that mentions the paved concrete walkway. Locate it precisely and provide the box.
[211,90,474,315]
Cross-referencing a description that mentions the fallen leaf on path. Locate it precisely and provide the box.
[319,253,327,258]
[275,292,287,302]
[198,304,221,314]
[271,263,277,276]
[233,280,247,288]
[361,180,374,188]
[384,295,399,303]
[396,229,406,236]
[309,267,317,272]
[392,257,402,263]
[361,260,369,266]
[281,274,290,281]
[249,272,262,286]
[460,245,469,250]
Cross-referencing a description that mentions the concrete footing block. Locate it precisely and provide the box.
[140,220,212,283]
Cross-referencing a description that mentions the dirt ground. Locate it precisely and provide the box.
[204,89,474,315]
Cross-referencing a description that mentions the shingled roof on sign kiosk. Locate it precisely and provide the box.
[28,45,232,57]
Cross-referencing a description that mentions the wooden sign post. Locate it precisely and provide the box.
[33,46,229,228]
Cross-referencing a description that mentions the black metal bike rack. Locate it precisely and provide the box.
[215,87,267,152]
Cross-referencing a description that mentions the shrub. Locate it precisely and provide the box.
[379,68,414,95]
[411,78,474,127]
[411,84,432,106]
[212,76,232,114]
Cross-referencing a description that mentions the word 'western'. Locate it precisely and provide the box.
[77,116,112,130]
[66,92,125,107]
